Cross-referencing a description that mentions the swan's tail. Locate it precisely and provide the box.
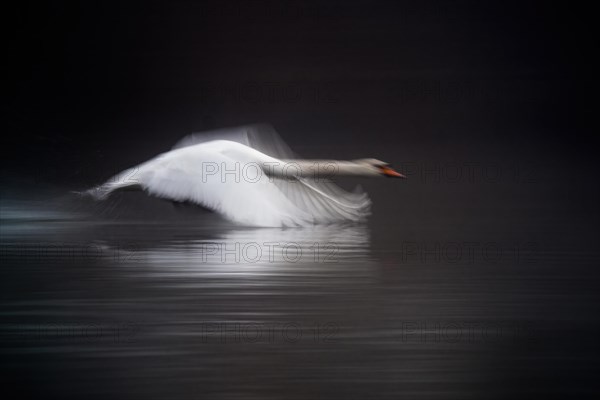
[78,168,142,200]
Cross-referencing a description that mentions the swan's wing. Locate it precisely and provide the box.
[174,124,371,222]
[88,141,370,227]
[272,177,371,224]
[87,143,311,227]
[172,123,296,159]
[172,124,371,224]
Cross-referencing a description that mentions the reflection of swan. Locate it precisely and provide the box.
[135,225,374,286]
[86,124,404,227]
[193,224,372,265]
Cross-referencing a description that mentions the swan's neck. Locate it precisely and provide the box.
[266,160,373,178]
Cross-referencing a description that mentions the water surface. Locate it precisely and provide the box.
[1,190,598,399]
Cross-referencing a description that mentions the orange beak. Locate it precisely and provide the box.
[381,166,407,179]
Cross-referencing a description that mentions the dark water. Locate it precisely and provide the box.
[1,178,599,399]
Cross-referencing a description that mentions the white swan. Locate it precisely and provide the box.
[86,124,405,227]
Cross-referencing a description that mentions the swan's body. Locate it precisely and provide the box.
[87,125,403,227]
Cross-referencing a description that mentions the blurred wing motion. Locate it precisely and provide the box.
[172,123,296,159]
[87,124,370,227]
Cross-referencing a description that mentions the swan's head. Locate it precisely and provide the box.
[354,159,407,178]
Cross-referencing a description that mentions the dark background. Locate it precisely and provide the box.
[4,1,598,181]
[2,1,600,399]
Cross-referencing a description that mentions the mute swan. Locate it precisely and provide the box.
[86,124,405,227]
